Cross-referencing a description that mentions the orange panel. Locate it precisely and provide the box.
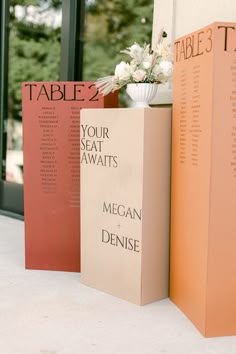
[22,82,118,271]
[170,22,236,337]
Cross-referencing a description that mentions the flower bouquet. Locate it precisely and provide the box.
[95,30,173,97]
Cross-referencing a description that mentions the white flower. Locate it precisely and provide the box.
[152,64,162,78]
[130,59,137,69]
[159,60,173,77]
[114,61,133,81]
[155,43,171,59]
[142,54,153,69]
[132,69,146,82]
[121,43,144,64]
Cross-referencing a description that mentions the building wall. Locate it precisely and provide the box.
[152,0,236,45]
[151,0,236,104]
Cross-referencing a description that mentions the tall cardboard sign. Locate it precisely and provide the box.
[170,22,236,336]
[80,108,171,305]
[22,82,118,272]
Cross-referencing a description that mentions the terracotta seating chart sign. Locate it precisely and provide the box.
[170,22,236,337]
[80,108,171,305]
[22,82,118,272]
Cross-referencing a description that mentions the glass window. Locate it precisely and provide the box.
[6,0,62,184]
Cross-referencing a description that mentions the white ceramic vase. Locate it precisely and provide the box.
[126,83,158,108]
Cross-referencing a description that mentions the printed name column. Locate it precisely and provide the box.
[39,106,58,194]
[179,68,187,164]
[190,64,202,167]
[67,106,80,208]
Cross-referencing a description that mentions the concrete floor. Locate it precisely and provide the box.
[0,214,236,354]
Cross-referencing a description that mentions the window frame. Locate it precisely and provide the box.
[0,0,84,219]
